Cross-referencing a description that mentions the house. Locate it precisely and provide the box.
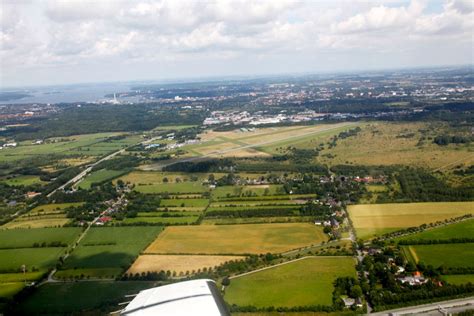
[26,192,41,199]
[96,216,112,225]
[342,297,355,308]
[398,272,426,286]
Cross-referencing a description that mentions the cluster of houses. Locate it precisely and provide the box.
[94,195,128,226]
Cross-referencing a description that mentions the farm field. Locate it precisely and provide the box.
[2,215,70,229]
[127,254,245,275]
[403,243,474,268]
[0,226,70,288]
[15,281,158,314]
[348,202,474,239]
[442,274,474,285]
[0,132,141,163]
[0,227,81,248]
[145,223,327,255]
[1,175,45,186]
[117,171,226,185]
[0,282,24,298]
[78,169,125,189]
[1,203,82,229]
[225,257,356,307]
[397,218,474,242]
[201,216,315,225]
[319,122,474,169]
[2,203,84,229]
[59,227,163,277]
[29,203,83,214]
[134,182,208,194]
[160,198,209,208]
[118,215,199,225]
[0,248,66,272]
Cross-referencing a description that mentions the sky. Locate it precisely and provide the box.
[1,0,473,88]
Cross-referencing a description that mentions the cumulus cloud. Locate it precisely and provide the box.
[1,0,473,86]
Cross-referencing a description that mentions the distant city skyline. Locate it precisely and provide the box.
[1,0,473,88]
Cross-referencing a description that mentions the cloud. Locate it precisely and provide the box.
[1,0,473,86]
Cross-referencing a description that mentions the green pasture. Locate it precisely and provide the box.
[443,274,474,285]
[30,203,83,214]
[0,133,138,163]
[397,219,474,243]
[60,227,162,277]
[403,243,474,268]
[2,175,45,186]
[0,282,24,298]
[160,198,209,208]
[78,169,125,189]
[0,227,81,248]
[225,257,356,307]
[134,182,208,194]
[0,248,66,272]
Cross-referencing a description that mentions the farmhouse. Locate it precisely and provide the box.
[26,192,41,199]
[398,272,427,286]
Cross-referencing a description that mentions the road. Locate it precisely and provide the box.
[47,135,163,198]
[143,122,356,170]
[39,209,107,285]
[369,296,474,315]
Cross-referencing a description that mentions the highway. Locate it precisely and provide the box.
[369,296,474,315]
[46,135,162,198]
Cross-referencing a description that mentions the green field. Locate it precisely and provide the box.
[443,274,474,285]
[160,198,209,208]
[15,281,158,314]
[397,219,474,243]
[0,227,81,248]
[2,175,45,186]
[119,216,199,225]
[0,282,24,298]
[30,203,83,214]
[0,248,66,272]
[403,243,474,268]
[201,216,314,225]
[78,169,126,189]
[225,257,356,307]
[118,171,226,185]
[0,133,141,163]
[2,204,83,229]
[60,227,163,277]
[135,182,208,194]
[348,202,474,239]
[145,223,327,255]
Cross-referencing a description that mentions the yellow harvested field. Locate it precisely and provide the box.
[145,223,328,255]
[349,202,474,230]
[127,254,245,274]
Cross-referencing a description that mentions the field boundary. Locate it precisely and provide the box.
[229,255,354,280]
